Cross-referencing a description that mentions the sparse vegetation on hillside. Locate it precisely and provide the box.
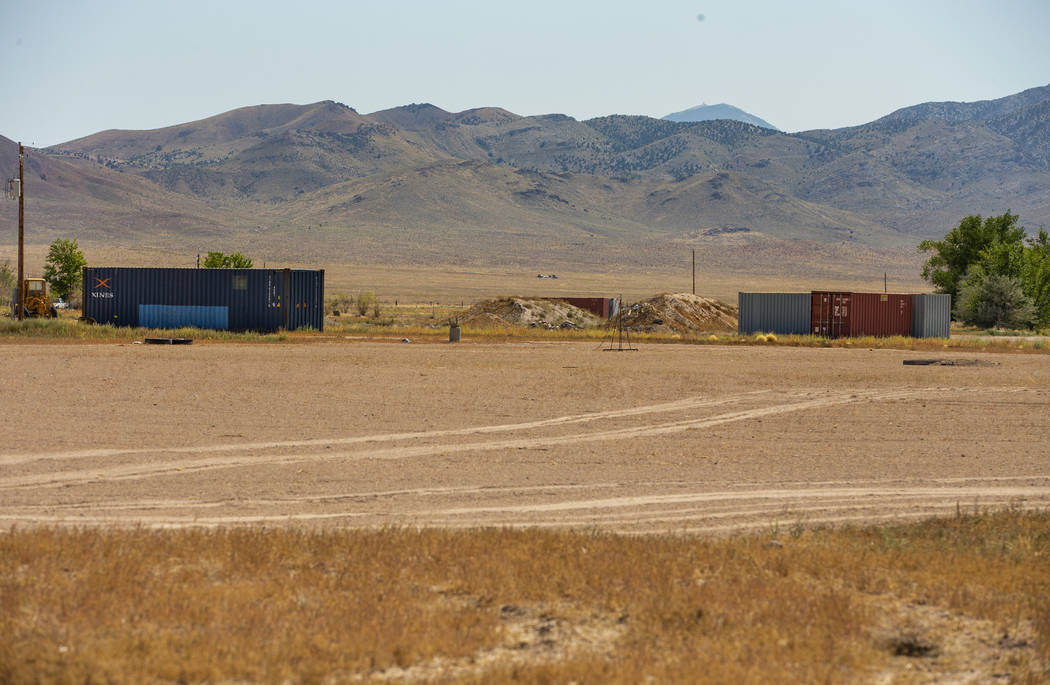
[5,84,1046,272]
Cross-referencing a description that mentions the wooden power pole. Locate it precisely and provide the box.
[692,249,696,295]
[16,143,24,321]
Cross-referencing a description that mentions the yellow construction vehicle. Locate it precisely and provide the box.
[12,278,58,319]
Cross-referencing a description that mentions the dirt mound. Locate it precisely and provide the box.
[463,297,602,330]
[618,293,737,333]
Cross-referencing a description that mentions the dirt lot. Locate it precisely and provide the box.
[2,340,1048,531]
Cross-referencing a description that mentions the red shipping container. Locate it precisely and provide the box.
[541,297,611,318]
[811,291,913,338]
[811,291,851,338]
[850,292,912,337]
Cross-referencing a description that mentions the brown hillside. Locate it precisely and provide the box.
[48,103,442,204]
[1,86,1046,286]
[53,101,372,158]
[0,138,244,244]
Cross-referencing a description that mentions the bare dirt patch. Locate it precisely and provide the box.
[459,292,738,334]
[462,297,602,329]
[2,341,1047,531]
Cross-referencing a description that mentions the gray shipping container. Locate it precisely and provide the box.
[912,293,951,338]
[738,292,811,335]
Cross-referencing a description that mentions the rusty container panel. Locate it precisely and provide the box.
[541,297,612,318]
[811,291,852,338]
[850,292,913,337]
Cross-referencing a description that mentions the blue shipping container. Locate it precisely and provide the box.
[82,267,324,332]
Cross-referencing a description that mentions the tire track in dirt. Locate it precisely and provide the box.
[0,391,774,466]
[427,484,1049,516]
[10,474,1047,514]
[379,485,1050,533]
[4,384,1030,468]
[3,386,1045,532]
[0,388,919,490]
[3,484,1046,530]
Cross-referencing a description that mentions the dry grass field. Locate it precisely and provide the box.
[1,241,927,305]
[3,514,1048,684]
[2,338,1048,682]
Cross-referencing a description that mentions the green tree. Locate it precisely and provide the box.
[43,238,87,300]
[226,252,253,268]
[919,213,1027,300]
[202,251,227,268]
[202,251,254,268]
[956,271,1036,329]
[1021,228,1050,325]
[0,260,14,307]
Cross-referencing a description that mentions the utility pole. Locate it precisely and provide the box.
[692,249,695,295]
[16,143,24,321]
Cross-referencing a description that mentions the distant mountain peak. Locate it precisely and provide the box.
[663,103,777,130]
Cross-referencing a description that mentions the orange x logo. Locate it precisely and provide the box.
[94,277,112,289]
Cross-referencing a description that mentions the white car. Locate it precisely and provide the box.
[53,298,69,309]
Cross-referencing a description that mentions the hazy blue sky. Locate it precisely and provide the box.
[3,0,1049,146]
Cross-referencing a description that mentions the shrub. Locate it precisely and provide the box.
[956,272,1037,329]
[356,291,375,316]
[326,292,353,315]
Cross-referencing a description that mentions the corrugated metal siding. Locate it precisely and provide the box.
[912,293,951,338]
[139,305,229,330]
[286,269,325,330]
[849,293,912,337]
[811,291,913,338]
[83,267,323,332]
[743,290,948,339]
[737,293,811,335]
[811,292,852,337]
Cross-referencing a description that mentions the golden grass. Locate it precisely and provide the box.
[2,510,1047,683]
[3,307,1050,354]
[0,318,292,343]
[2,243,929,306]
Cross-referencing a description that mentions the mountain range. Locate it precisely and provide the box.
[662,103,777,130]
[2,85,1049,280]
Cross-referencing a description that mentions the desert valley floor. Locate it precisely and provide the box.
[2,340,1048,531]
